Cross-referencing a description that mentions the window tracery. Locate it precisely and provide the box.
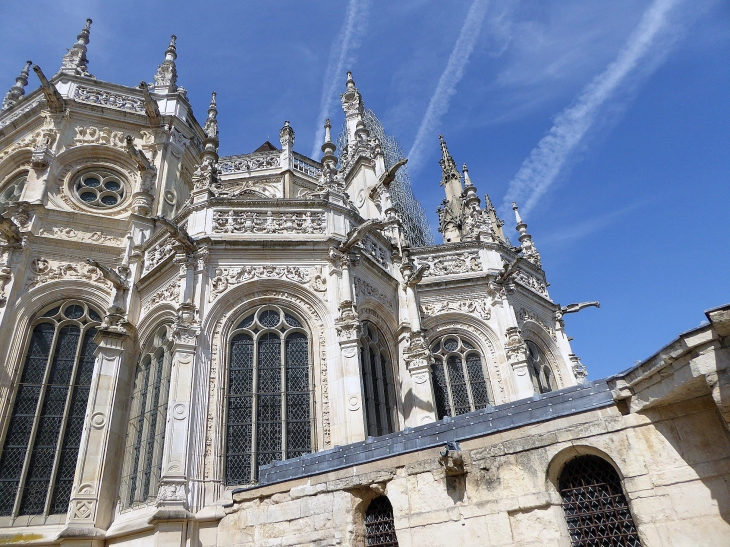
[225,306,312,485]
[359,321,397,437]
[0,173,26,206]
[0,302,101,517]
[559,455,641,546]
[526,339,556,394]
[430,334,491,419]
[365,496,399,546]
[120,325,173,509]
[72,167,128,209]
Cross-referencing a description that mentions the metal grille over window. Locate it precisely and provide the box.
[430,335,492,420]
[0,302,100,518]
[526,340,556,394]
[365,496,399,546]
[226,307,312,485]
[559,455,642,546]
[120,325,173,509]
[360,322,397,437]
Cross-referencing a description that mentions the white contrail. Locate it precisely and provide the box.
[502,0,683,217]
[407,0,490,174]
[311,0,370,158]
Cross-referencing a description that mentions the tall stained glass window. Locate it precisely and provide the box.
[359,321,397,437]
[120,325,173,509]
[226,307,312,485]
[0,302,101,517]
[430,335,492,420]
[526,340,556,394]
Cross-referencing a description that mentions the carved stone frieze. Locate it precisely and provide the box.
[0,97,41,130]
[209,265,312,301]
[144,279,180,311]
[417,251,482,278]
[517,307,556,341]
[73,85,145,113]
[217,152,279,174]
[155,482,186,505]
[37,226,122,246]
[212,209,325,235]
[71,125,128,149]
[143,237,177,275]
[210,176,282,199]
[420,297,491,320]
[26,257,108,290]
[353,276,394,311]
[513,270,549,298]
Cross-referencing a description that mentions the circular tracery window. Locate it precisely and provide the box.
[0,173,26,206]
[74,168,127,209]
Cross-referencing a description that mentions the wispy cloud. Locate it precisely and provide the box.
[407,0,490,174]
[501,0,685,218]
[311,0,370,158]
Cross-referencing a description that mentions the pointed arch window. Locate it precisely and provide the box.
[365,496,399,546]
[526,340,556,394]
[430,335,491,420]
[559,455,641,546]
[0,302,101,518]
[359,321,397,437]
[225,307,312,485]
[120,325,173,509]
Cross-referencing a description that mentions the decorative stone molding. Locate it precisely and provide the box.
[513,270,549,298]
[403,331,432,370]
[26,257,107,290]
[212,209,325,234]
[156,481,187,506]
[0,96,41,130]
[421,297,491,320]
[143,237,177,275]
[38,225,122,246]
[319,332,331,447]
[417,251,482,278]
[73,85,145,113]
[570,354,588,383]
[292,156,322,178]
[210,177,282,199]
[209,265,312,301]
[504,326,526,362]
[359,235,389,268]
[71,125,128,149]
[218,152,279,174]
[144,279,180,311]
[517,308,556,341]
[353,276,394,311]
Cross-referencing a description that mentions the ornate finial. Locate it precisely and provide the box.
[324,118,332,143]
[59,18,94,78]
[280,120,295,148]
[153,35,179,92]
[346,71,355,89]
[203,92,218,140]
[512,202,523,225]
[321,118,338,166]
[512,201,541,268]
[2,61,32,111]
[463,164,473,186]
[438,135,460,186]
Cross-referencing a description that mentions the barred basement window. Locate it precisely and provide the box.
[365,496,398,546]
[225,307,312,485]
[559,455,641,546]
[360,322,397,437]
[431,335,491,420]
[526,340,556,394]
[120,325,173,509]
[0,302,101,518]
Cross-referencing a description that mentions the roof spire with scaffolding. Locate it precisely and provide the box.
[59,19,94,78]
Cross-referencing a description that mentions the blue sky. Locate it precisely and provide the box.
[1,1,728,379]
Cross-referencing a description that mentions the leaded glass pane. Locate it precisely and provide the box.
[0,324,54,516]
[257,334,282,472]
[284,313,302,328]
[559,456,641,546]
[227,334,253,485]
[237,314,255,329]
[285,333,311,458]
[360,322,396,437]
[259,309,280,328]
[19,325,80,515]
[447,355,469,416]
[365,496,399,546]
[465,353,489,410]
[431,359,449,420]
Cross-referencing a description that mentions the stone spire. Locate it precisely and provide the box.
[203,92,218,142]
[321,118,338,168]
[59,19,94,78]
[340,71,365,146]
[436,135,464,243]
[153,35,178,92]
[2,61,32,111]
[512,202,542,268]
[462,163,480,207]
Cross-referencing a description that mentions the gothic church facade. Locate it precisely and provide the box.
[0,20,728,547]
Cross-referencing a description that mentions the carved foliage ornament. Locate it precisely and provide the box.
[217,153,279,174]
[26,257,108,290]
[144,280,181,311]
[209,265,314,301]
[353,276,394,311]
[421,297,491,320]
[37,226,122,246]
[513,270,549,298]
[73,85,145,113]
[212,210,325,235]
[210,176,282,199]
[417,251,482,278]
[518,307,556,341]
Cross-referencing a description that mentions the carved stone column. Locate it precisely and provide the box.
[403,331,436,427]
[65,325,133,532]
[505,327,535,400]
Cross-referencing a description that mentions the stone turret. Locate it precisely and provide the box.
[436,135,464,243]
